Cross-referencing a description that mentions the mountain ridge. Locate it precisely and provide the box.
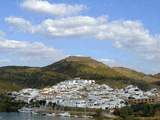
[0,56,159,93]
[153,73,160,78]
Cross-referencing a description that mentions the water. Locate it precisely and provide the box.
[0,112,92,120]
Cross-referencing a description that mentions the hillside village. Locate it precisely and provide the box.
[11,78,160,111]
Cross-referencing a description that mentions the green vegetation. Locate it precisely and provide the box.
[0,80,21,94]
[0,66,70,90]
[46,56,121,79]
[0,56,159,94]
[114,104,160,120]
[46,56,157,90]
[0,94,25,112]
[154,73,160,79]
[113,67,160,85]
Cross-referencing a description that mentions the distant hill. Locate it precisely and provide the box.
[0,56,159,93]
[0,66,70,92]
[113,67,159,84]
[153,73,160,79]
[151,73,160,86]
[46,56,160,89]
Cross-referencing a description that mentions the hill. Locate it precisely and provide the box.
[0,66,70,92]
[45,56,158,89]
[45,56,119,79]
[113,67,159,84]
[153,73,160,79]
[0,56,159,93]
[152,73,160,86]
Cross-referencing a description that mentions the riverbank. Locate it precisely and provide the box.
[0,112,92,120]
[17,105,120,120]
[1,93,160,120]
[0,94,25,112]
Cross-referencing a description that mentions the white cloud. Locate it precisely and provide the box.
[99,58,120,67]
[0,37,65,66]
[21,0,86,17]
[37,16,102,37]
[99,58,134,69]
[5,16,35,33]
[5,16,160,62]
[5,16,106,36]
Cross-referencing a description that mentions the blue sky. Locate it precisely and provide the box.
[0,0,160,74]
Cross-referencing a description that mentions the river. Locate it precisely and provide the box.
[0,112,93,120]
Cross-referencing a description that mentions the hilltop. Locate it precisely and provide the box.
[45,56,118,79]
[0,56,159,93]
